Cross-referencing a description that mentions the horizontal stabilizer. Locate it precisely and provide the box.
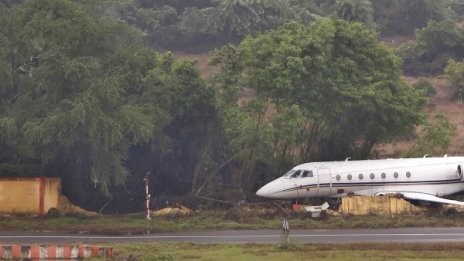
[402,192,464,206]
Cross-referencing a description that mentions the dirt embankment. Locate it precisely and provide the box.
[421,77,464,154]
[379,76,464,156]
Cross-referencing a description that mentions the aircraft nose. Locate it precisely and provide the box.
[256,186,269,197]
[256,180,282,198]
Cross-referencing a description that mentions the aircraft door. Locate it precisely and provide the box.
[317,167,332,197]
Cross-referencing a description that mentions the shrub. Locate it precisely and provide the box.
[46,208,61,218]
[413,78,436,97]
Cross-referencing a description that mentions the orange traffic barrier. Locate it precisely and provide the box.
[0,244,112,259]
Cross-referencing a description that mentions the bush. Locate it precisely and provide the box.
[45,208,61,218]
[413,78,436,97]
[445,59,464,102]
[400,20,464,75]
[448,0,464,18]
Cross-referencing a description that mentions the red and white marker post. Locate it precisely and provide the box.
[143,172,151,220]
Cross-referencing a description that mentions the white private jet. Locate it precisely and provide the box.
[256,156,464,206]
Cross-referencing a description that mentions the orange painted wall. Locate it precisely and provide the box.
[0,178,60,214]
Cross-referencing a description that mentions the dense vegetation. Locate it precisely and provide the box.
[0,0,462,212]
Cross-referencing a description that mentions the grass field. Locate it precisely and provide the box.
[1,209,464,234]
[107,242,464,261]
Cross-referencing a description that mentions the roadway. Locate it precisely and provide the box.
[2,227,464,244]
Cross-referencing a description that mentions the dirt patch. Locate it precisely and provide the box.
[174,52,217,79]
[57,195,98,216]
[428,77,464,154]
[380,35,415,48]
[378,76,464,156]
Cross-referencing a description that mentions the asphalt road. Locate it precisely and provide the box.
[2,227,464,244]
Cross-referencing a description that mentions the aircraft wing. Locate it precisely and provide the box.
[401,192,464,206]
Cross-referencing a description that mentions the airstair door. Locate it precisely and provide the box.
[317,167,332,197]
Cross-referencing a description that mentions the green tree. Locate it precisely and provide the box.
[448,0,464,17]
[402,0,448,29]
[178,7,216,34]
[445,59,464,102]
[211,19,427,185]
[413,78,436,97]
[334,0,375,28]
[405,113,457,157]
[399,20,464,75]
[212,0,296,39]
[0,0,173,205]
[136,0,216,13]
[371,0,450,36]
[0,4,8,103]
[0,1,227,211]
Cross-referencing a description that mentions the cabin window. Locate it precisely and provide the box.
[394,172,399,178]
[370,173,375,179]
[291,170,301,178]
[302,170,313,178]
[347,174,352,180]
[359,173,364,180]
[381,173,386,179]
[336,175,341,181]
[406,171,411,178]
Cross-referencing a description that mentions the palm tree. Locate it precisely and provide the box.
[207,0,296,40]
[334,0,375,28]
[402,0,446,29]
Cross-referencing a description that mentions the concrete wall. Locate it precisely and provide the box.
[0,178,60,215]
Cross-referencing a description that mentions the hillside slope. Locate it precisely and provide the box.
[175,51,464,158]
[380,76,464,156]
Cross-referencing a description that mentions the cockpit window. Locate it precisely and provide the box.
[290,170,301,178]
[283,169,313,178]
[283,170,296,177]
[301,170,313,178]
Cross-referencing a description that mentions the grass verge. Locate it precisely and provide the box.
[1,209,464,234]
[100,242,464,261]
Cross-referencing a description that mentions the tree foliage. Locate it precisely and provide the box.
[0,0,155,193]
[413,78,436,97]
[399,20,464,75]
[0,0,219,209]
[208,0,297,40]
[371,0,450,36]
[401,0,448,29]
[445,59,464,102]
[58,0,460,53]
[0,0,457,210]
[334,0,375,28]
[448,0,464,18]
[405,113,457,157]
[211,19,427,186]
